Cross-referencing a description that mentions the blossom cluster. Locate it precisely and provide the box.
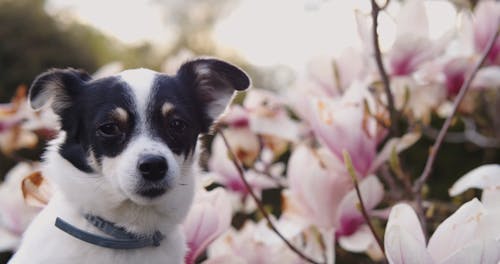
[0,0,499,263]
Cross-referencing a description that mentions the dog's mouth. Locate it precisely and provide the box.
[138,187,167,198]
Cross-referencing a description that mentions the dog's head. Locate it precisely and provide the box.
[29,58,249,221]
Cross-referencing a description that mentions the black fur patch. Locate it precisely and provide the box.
[59,77,137,171]
[147,75,201,158]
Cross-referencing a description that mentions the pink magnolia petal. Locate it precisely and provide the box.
[449,164,500,196]
[286,145,351,229]
[220,105,250,128]
[184,204,220,264]
[390,37,433,76]
[307,96,377,176]
[336,176,384,236]
[473,0,500,64]
[183,188,232,264]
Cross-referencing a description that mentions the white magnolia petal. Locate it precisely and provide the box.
[396,0,429,38]
[338,225,374,253]
[320,228,335,264]
[472,66,500,89]
[481,188,500,209]
[254,218,303,246]
[249,113,301,142]
[427,199,489,263]
[0,228,19,252]
[203,255,247,264]
[384,204,433,264]
[385,226,434,264]
[385,204,427,247]
[354,10,373,54]
[449,164,500,196]
[440,238,500,264]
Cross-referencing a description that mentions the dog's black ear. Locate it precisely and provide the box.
[177,58,250,131]
[29,68,91,114]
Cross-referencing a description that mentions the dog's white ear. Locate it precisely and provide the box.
[29,68,91,113]
[177,58,250,130]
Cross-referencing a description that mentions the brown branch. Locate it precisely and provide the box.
[413,23,500,194]
[217,129,324,264]
[370,0,398,136]
[342,150,386,257]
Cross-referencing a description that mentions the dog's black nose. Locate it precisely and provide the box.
[138,155,168,181]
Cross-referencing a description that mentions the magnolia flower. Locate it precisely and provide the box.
[449,164,500,195]
[386,165,500,263]
[207,134,276,197]
[283,145,385,254]
[294,48,371,99]
[0,86,58,154]
[449,164,500,209]
[183,187,232,264]
[335,176,384,250]
[442,0,500,94]
[391,76,447,123]
[472,0,500,66]
[243,89,303,143]
[304,83,386,176]
[0,163,41,251]
[385,198,500,264]
[205,220,306,264]
[283,145,352,229]
[389,0,451,76]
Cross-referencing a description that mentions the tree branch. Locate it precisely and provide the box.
[413,23,500,194]
[370,0,398,136]
[217,129,324,264]
[343,150,386,256]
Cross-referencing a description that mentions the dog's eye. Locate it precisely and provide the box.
[97,123,122,137]
[169,118,187,133]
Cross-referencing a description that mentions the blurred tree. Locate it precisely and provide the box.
[0,0,101,101]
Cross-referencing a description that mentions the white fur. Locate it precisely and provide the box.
[118,68,156,127]
[10,69,196,264]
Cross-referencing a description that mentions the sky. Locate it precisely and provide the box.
[46,0,457,70]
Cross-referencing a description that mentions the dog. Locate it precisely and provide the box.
[9,58,250,264]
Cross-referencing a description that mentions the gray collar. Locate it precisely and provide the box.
[55,214,164,249]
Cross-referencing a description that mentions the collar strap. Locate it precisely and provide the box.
[55,215,164,250]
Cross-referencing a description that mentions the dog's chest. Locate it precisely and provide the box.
[10,197,185,264]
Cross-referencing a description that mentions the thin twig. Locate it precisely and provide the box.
[343,150,386,256]
[217,129,323,264]
[413,193,428,240]
[370,0,398,136]
[422,118,500,148]
[413,24,500,194]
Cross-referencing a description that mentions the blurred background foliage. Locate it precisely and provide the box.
[0,0,498,263]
